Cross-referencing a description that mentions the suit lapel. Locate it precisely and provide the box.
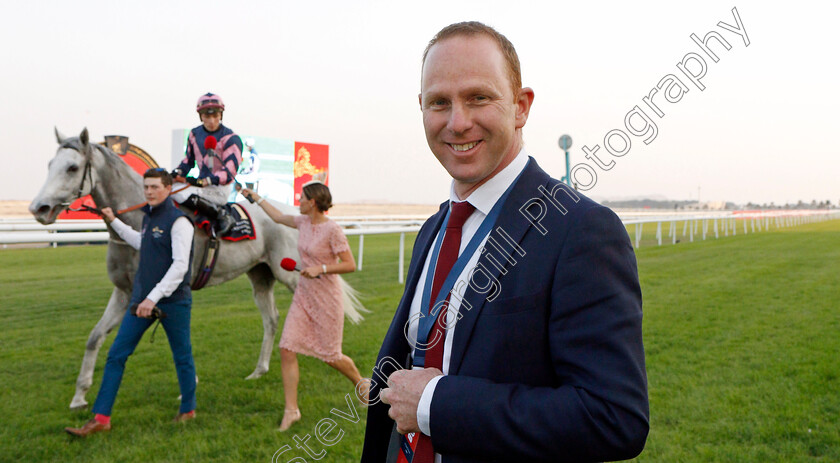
[405,202,448,305]
[381,202,448,361]
[448,159,551,375]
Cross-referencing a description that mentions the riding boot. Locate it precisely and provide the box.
[215,208,236,235]
[183,194,235,235]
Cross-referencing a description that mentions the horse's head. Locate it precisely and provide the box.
[29,128,97,224]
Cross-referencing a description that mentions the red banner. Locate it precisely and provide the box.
[293,142,329,205]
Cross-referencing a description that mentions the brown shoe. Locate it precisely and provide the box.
[173,410,196,423]
[65,418,111,437]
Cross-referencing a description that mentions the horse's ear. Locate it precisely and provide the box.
[55,127,67,144]
[79,128,89,147]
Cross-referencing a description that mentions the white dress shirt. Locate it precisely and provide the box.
[409,149,529,440]
[110,215,194,303]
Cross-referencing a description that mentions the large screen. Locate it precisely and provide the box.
[171,130,329,206]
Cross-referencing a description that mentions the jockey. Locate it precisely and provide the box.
[170,92,242,235]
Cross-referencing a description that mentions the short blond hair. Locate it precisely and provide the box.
[422,21,522,96]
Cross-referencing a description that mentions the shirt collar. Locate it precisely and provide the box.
[448,148,529,216]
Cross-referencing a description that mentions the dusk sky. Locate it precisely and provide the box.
[3,0,837,206]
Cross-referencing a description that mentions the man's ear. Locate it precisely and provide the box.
[514,87,535,129]
[418,93,423,109]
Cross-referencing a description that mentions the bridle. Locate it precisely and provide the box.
[75,157,94,202]
[59,142,98,214]
[56,140,193,217]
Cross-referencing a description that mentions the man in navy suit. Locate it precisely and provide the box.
[361,22,649,462]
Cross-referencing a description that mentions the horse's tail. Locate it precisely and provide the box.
[338,276,369,324]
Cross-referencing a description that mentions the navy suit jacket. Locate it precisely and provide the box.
[361,158,649,463]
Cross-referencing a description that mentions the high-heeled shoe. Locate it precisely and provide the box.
[277,408,301,432]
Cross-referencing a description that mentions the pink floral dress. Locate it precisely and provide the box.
[278,215,351,362]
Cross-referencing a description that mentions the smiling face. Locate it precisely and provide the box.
[420,34,534,199]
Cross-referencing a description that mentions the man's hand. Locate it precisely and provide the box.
[100,207,116,223]
[186,177,205,187]
[136,298,156,318]
[380,368,443,434]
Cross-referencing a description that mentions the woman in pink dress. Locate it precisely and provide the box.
[241,182,369,431]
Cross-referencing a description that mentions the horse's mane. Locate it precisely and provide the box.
[60,137,142,182]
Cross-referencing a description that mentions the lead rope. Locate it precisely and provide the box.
[117,182,191,215]
[149,319,162,344]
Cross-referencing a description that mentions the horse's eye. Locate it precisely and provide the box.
[68,165,79,173]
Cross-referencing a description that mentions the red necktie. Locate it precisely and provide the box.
[411,200,475,463]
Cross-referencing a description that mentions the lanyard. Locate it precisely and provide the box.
[412,172,522,367]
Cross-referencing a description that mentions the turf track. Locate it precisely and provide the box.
[0,220,837,462]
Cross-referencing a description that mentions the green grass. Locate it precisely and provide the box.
[631,218,840,462]
[1,220,838,462]
[0,234,405,463]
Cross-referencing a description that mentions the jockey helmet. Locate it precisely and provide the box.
[196,93,225,114]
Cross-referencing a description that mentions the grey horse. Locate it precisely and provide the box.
[30,128,363,409]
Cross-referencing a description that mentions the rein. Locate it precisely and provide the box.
[115,183,191,215]
[68,204,103,215]
[66,183,190,217]
[63,164,190,217]
[57,142,198,218]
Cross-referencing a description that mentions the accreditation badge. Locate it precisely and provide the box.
[397,431,420,462]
